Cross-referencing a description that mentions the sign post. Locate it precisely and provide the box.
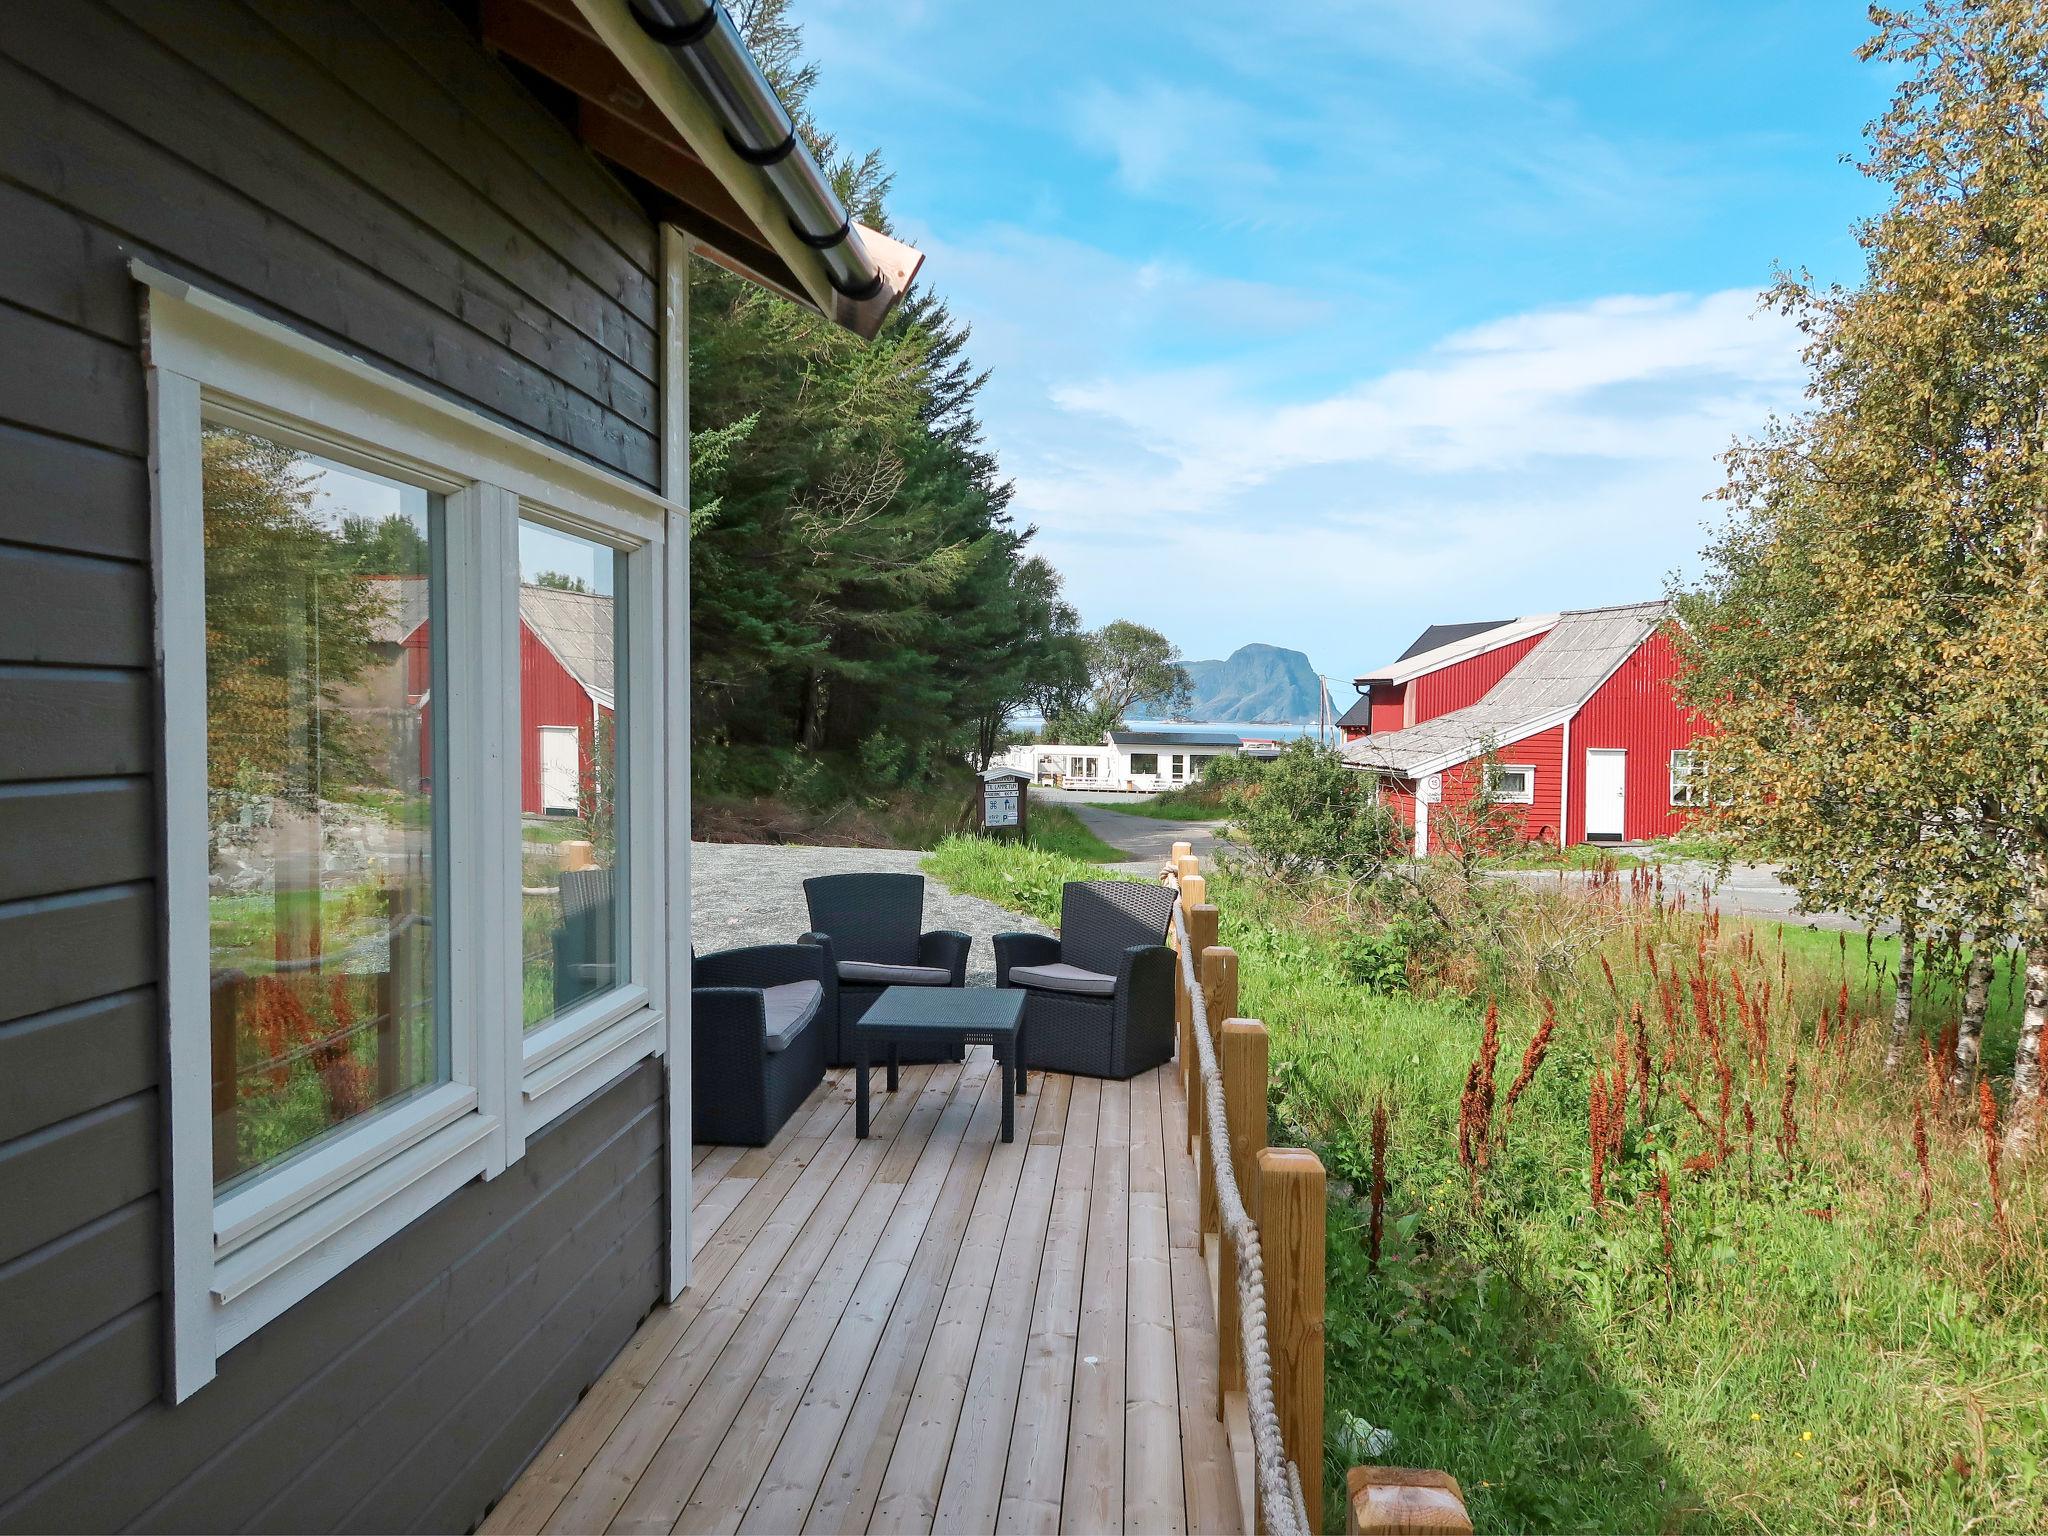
[978,767,1029,843]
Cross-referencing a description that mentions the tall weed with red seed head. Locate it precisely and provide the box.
[1501,999,1555,1126]
[1368,1095,1390,1272]
[1979,1078,2007,1239]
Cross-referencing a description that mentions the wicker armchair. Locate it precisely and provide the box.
[551,866,619,1015]
[690,942,832,1146]
[801,872,970,1067]
[993,881,1179,1080]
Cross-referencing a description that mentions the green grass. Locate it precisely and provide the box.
[927,836,2048,1533]
[1083,786,1228,822]
[1483,843,1645,871]
[1028,804,1129,863]
[922,833,1147,926]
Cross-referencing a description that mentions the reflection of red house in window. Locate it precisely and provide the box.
[369,578,615,816]
[1341,602,1711,852]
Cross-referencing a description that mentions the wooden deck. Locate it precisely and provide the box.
[484,1050,1242,1535]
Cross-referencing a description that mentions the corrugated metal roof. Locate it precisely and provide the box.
[1343,600,1668,775]
[520,583,615,698]
[364,576,430,646]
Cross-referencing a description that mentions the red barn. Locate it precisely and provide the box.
[1341,601,1709,851]
[370,577,615,816]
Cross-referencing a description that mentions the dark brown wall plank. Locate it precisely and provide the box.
[0,884,156,1026]
[0,1095,159,1267]
[0,1304,160,1510]
[0,669,152,784]
[0,424,149,563]
[0,989,157,1142]
[0,305,145,455]
[0,181,143,345]
[0,779,154,902]
[251,0,657,334]
[0,546,151,667]
[0,1065,663,1535]
[345,0,655,267]
[0,1199,159,1383]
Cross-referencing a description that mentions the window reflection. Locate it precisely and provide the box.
[518,518,627,1029]
[203,425,444,1188]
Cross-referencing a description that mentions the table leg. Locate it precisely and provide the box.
[1015,1025,1028,1096]
[887,1042,899,1093]
[855,1039,870,1140]
[999,1044,1014,1143]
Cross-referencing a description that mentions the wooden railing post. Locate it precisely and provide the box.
[1218,1017,1266,1416]
[1187,902,1220,1245]
[1260,1147,1326,1533]
[1346,1468,1473,1534]
[1178,867,1206,1150]
[1171,839,1193,865]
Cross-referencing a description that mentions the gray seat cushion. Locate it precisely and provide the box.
[1008,962,1116,997]
[838,960,952,986]
[761,980,824,1053]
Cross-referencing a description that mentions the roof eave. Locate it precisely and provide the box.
[1354,613,1561,688]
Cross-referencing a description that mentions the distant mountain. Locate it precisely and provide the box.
[1175,643,1323,724]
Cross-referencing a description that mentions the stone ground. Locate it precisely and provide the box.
[689,841,1049,985]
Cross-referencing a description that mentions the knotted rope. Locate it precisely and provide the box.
[1173,896,1314,1536]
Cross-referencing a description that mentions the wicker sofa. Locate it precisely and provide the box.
[993,881,1179,1080]
[690,942,833,1146]
[801,872,970,1067]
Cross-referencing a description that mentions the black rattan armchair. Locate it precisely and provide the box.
[993,881,1179,1079]
[801,872,970,1067]
[690,942,833,1146]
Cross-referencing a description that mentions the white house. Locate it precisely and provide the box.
[996,728,1265,792]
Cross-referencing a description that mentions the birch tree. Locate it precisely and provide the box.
[1677,0,2048,1142]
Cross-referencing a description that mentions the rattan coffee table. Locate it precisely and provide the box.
[853,986,1028,1141]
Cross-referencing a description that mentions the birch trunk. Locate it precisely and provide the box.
[1950,948,1992,1094]
[2006,937,2045,1155]
[1884,916,1918,1071]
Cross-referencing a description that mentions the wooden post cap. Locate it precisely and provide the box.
[559,839,596,872]
[1177,853,1201,880]
[1346,1467,1473,1535]
[1171,840,1193,861]
[1181,873,1207,908]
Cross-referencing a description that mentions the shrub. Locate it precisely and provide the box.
[1224,739,1403,884]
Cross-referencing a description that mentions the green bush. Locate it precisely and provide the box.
[1223,739,1402,884]
[1338,924,1413,994]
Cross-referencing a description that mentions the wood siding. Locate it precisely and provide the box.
[520,623,603,816]
[1565,627,1707,846]
[1406,631,1546,726]
[0,1,664,1527]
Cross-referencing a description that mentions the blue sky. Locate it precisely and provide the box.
[801,0,1892,690]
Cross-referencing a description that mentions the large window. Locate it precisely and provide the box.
[1129,752,1159,775]
[1671,749,1704,806]
[148,270,674,1400]
[518,519,628,1030]
[203,426,447,1189]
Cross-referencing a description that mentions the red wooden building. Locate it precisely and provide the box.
[372,578,615,817]
[1340,601,1709,851]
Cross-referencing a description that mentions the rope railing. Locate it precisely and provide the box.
[1172,891,1316,1536]
[1166,847,1476,1536]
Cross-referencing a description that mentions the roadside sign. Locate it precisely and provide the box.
[1420,773,1442,805]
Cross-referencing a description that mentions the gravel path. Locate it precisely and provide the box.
[689,841,1049,985]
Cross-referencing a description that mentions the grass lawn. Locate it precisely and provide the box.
[1484,843,1645,872]
[936,840,2048,1534]
[1028,804,1129,863]
[1083,788,1228,822]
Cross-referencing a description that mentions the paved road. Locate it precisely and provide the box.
[1497,858,1875,932]
[1038,789,1224,876]
[689,841,1048,985]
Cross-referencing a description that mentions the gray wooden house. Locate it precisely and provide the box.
[0,1,919,1528]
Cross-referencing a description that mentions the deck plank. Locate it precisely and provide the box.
[926,1072,1073,1533]
[1062,1075,1130,1535]
[1126,1066,1187,1534]
[616,1064,963,1533]
[492,1056,1238,1536]
[544,1079,902,1534]
[1162,1055,1243,1536]
[735,1057,1000,1534]
[863,1065,1051,1533]
[799,1060,1012,1535]
[995,1076,1100,1536]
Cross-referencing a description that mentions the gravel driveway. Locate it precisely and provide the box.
[689,841,1049,985]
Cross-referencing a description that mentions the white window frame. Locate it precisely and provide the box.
[1490,764,1537,804]
[143,265,673,1402]
[1670,748,1700,807]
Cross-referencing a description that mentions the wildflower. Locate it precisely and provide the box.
[1801,1431,1813,1442]
[1749,1413,1761,1422]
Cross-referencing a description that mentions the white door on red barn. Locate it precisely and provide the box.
[541,725,580,813]
[1584,748,1626,842]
